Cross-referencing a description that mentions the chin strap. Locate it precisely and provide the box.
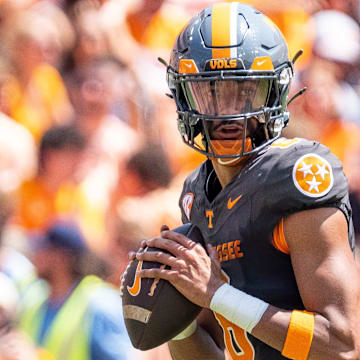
[209,138,253,167]
[218,157,243,166]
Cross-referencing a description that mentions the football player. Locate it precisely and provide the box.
[135,2,360,359]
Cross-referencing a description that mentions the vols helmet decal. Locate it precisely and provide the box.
[292,153,334,198]
[182,192,194,220]
[179,59,199,74]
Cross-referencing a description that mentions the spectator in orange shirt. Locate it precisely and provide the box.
[0,61,37,193]
[3,9,73,141]
[13,125,86,235]
[126,0,189,58]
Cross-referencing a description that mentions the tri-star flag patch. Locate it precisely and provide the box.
[292,153,334,197]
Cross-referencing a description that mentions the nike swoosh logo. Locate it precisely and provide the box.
[127,259,144,296]
[256,59,266,66]
[227,195,243,210]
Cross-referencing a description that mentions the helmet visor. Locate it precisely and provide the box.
[183,79,270,115]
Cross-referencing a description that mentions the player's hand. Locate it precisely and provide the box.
[135,229,225,308]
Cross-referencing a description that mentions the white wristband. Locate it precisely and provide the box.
[210,283,269,333]
[171,320,197,341]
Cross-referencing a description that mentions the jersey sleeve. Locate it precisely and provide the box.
[179,179,193,225]
[260,139,350,217]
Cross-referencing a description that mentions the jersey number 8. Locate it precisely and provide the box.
[214,271,255,359]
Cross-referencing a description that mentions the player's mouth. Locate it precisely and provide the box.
[211,122,244,140]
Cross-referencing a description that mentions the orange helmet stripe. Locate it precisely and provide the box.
[212,3,231,59]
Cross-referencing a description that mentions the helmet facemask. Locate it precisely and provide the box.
[168,65,292,162]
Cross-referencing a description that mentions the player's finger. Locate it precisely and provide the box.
[129,240,148,260]
[138,267,177,282]
[145,236,186,257]
[136,250,177,268]
[137,244,148,254]
[160,230,197,250]
[160,224,170,232]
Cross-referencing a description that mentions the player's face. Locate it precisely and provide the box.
[184,79,269,140]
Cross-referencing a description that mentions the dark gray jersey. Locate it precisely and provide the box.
[179,137,354,360]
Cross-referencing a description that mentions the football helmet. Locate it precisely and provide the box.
[166,2,294,163]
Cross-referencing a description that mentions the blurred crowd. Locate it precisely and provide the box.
[0,0,359,359]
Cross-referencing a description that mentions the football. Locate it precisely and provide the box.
[121,223,205,350]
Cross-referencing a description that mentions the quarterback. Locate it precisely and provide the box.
[136,2,360,359]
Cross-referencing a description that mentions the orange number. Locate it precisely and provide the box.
[214,270,255,359]
[214,313,255,360]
